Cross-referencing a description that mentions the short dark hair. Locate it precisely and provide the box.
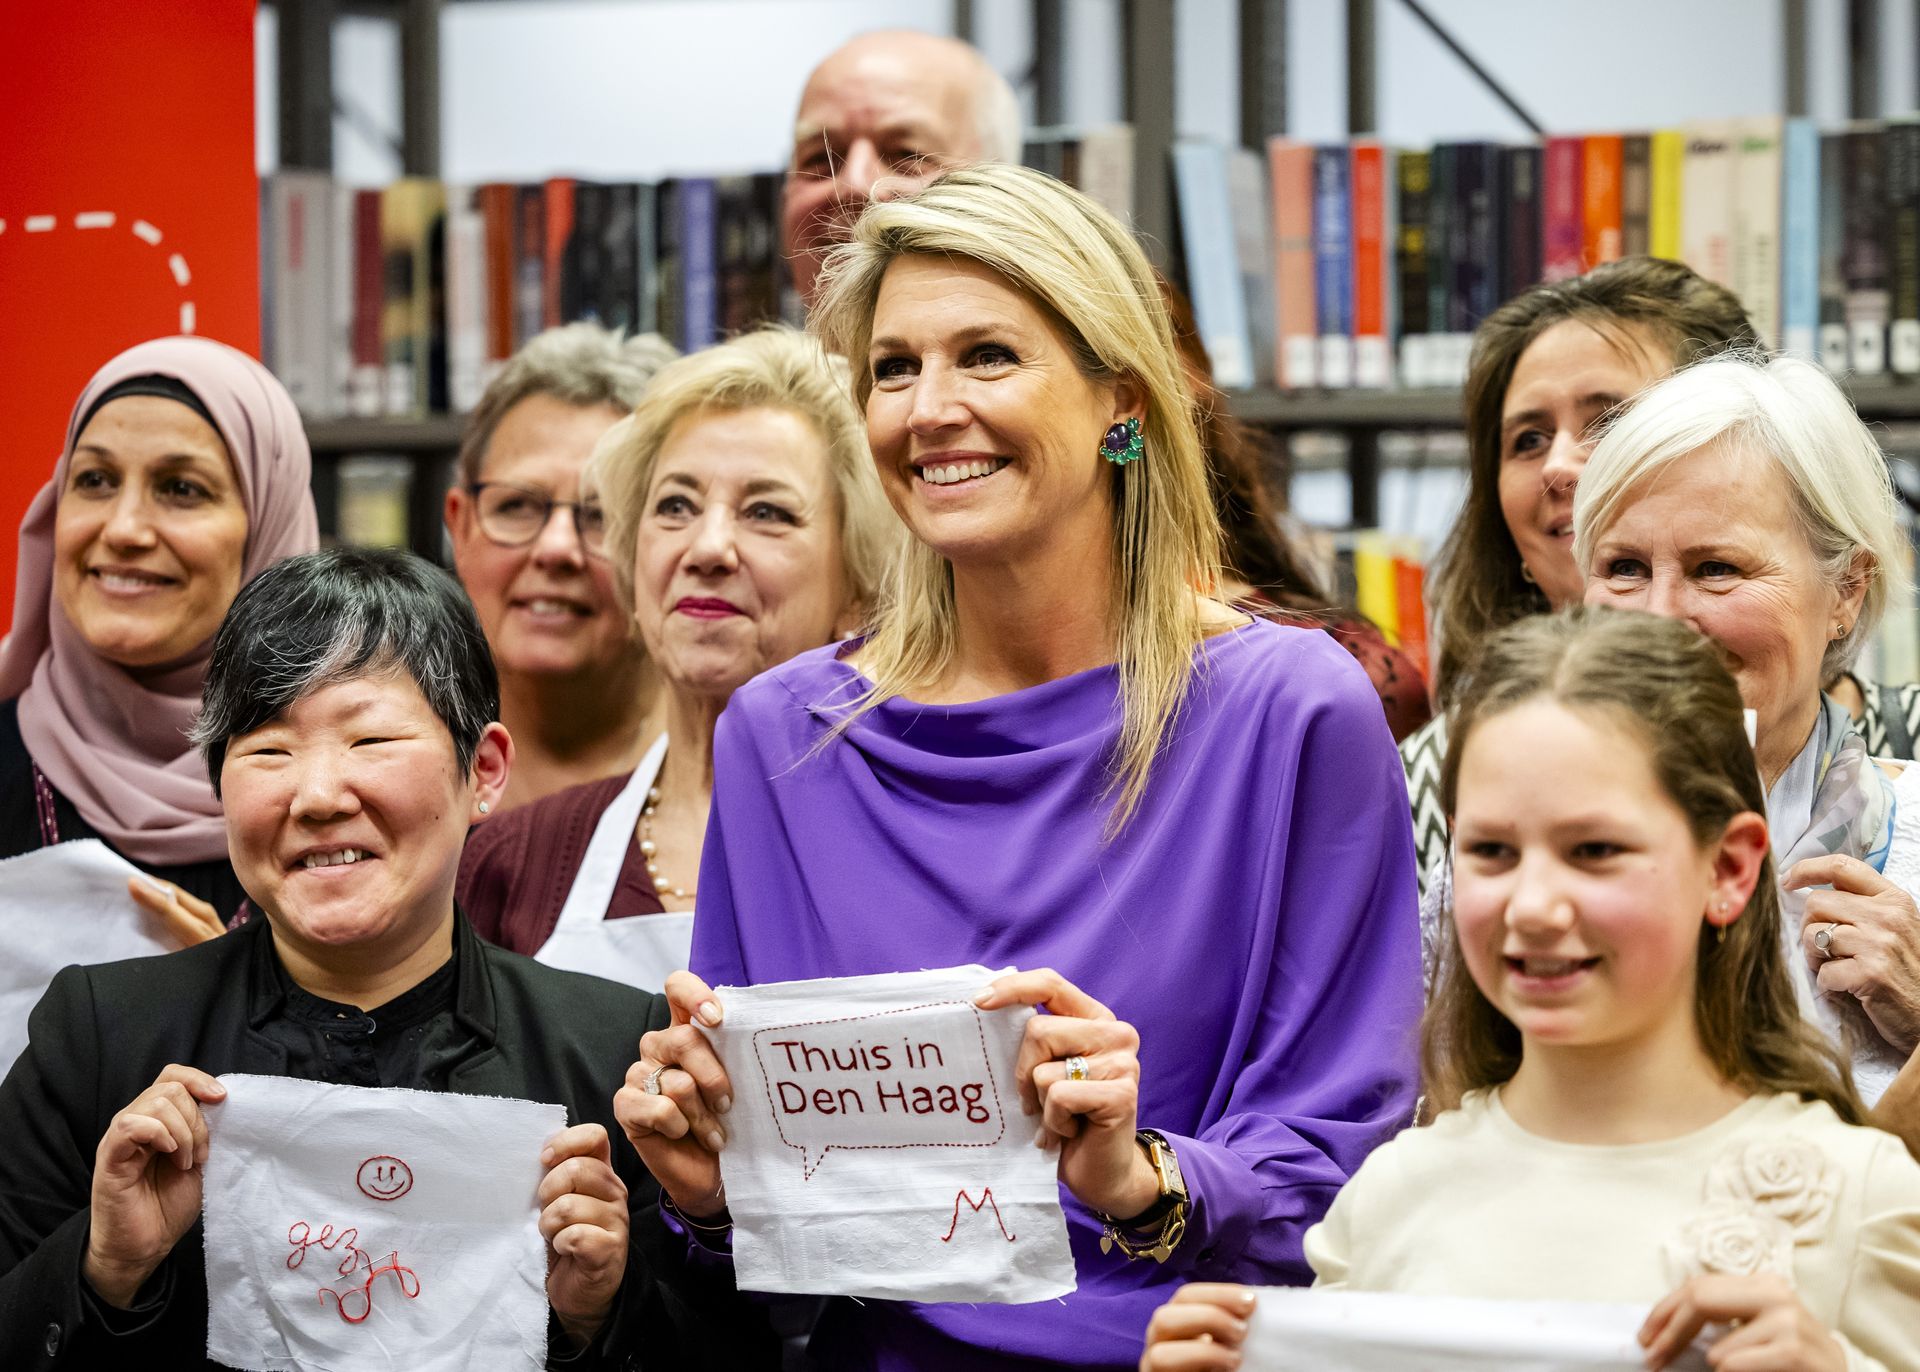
[192,547,499,793]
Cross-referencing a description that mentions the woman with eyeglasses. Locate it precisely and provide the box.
[456,327,899,992]
[445,324,679,812]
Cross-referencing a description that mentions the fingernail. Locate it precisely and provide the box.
[1239,1289,1257,1310]
[137,874,170,895]
[697,1001,723,1026]
[716,1094,731,1114]
[972,985,994,1005]
[540,1146,554,1165]
[705,1129,725,1152]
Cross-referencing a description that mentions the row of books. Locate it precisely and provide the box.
[262,171,796,421]
[1172,118,1920,393]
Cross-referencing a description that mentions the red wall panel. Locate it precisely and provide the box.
[0,0,260,620]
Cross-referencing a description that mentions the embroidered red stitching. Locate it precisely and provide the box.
[287,1221,365,1276]
[747,999,1008,1180]
[318,1250,422,1324]
[939,1187,1017,1243]
[356,1155,414,1201]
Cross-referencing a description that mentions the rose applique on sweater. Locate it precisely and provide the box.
[1663,1135,1839,1283]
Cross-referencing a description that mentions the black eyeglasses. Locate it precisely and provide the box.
[469,483,608,556]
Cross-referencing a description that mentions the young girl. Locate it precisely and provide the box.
[1140,609,1920,1372]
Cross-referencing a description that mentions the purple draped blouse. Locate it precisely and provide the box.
[692,618,1422,1369]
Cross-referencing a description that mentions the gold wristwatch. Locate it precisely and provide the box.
[1099,1129,1189,1262]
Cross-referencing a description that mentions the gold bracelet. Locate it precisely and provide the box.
[1099,1202,1187,1262]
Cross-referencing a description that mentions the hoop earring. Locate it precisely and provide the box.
[1100,416,1144,465]
[1519,563,1537,585]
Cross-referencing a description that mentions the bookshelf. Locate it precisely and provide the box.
[277,0,1887,541]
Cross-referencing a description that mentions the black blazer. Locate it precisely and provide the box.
[0,912,771,1370]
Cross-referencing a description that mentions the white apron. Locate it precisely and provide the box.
[532,733,693,993]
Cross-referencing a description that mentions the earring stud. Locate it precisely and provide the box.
[1100,416,1144,465]
[478,800,490,815]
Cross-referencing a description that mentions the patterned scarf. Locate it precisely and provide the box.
[1775,696,1903,1102]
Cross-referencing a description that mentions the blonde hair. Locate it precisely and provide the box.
[1574,353,1910,679]
[1425,607,1864,1125]
[588,326,898,623]
[459,323,678,484]
[808,163,1224,828]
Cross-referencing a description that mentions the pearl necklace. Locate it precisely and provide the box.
[638,784,695,902]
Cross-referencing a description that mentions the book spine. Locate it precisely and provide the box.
[327,179,356,419]
[542,178,576,330]
[420,181,447,416]
[1424,144,1453,387]
[1581,133,1624,267]
[680,177,719,352]
[560,181,606,327]
[1780,118,1820,360]
[1649,129,1685,260]
[478,184,516,381]
[716,175,754,339]
[1393,149,1430,387]
[600,183,639,335]
[1887,121,1920,375]
[1460,142,1501,329]
[1621,134,1652,258]
[1733,118,1783,349]
[1844,125,1890,375]
[1172,142,1255,388]
[1312,143,1354,388]
[444,183,489,414]
[380,181,421,418]
[1542,136,1585,281]
[1269,138,1319,388]
[514,185,546,349]
[1681,121,1735,286]
[1502,144,1542,303]
[635,182,661,337]
[1818,132,1850,369]
[655,180,681,347]
[1351,141,1390,387]
[350,189,385,418]
[1227,147,1277,388]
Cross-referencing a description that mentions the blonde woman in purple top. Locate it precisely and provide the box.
[613,164,1423,1370]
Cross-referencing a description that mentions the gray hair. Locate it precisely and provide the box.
[458,323,679,484]
[1574,353,1912,678]
[191,548,499,793]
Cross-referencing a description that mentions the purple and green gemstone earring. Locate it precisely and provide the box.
[1101,416,1145,465]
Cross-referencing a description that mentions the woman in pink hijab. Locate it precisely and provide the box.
[0,336,318,933]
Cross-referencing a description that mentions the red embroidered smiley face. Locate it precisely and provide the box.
[355,1155,414,1202]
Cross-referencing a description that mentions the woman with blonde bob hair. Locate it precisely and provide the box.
[1575,353,1920,1106]
[614,165,1422,1368]
[458,325,898,994]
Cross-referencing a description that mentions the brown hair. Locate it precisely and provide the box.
[1429,257,1758,703]
[1422,606,1864,1125]
[1156,272,1333,612]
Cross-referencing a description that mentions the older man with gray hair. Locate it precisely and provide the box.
[782,28,1021,307]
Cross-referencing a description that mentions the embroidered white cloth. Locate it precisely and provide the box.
[704,964,1076,1302]
[1244,1297,1712,1366]
[201,1074,563,1371]
[0,840,179,1074]
[1246,1290,1710,1370]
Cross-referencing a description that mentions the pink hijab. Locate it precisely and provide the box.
[0,337,320,865]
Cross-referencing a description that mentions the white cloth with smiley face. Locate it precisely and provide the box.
[201,1074,563,1371]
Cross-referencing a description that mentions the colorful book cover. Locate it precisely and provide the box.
[1171,142,1255,387]
[349,188,385,418]
[1350,141,1390,388]
[1502,144,1543,303]
[1681,120,1736,287]
[476,183,517,376]
[1885,119,1920,375]
[1542,135,1585,281]
[1732,117,1783,349]
[1393,149,1430,387]
[1780,118,1820,360]
[1269,138,1319,388]
[1582,133,1624,267]
[1843,124,1890,375]
[1353,533,1399,646]
[1622,134,1653,258]
[1393,545,1429,685]
[1311,142,1354,388]
[1818,131,1849,370]
[1649,129,1685,260]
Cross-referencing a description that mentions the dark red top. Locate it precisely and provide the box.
[456,770,663,955]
